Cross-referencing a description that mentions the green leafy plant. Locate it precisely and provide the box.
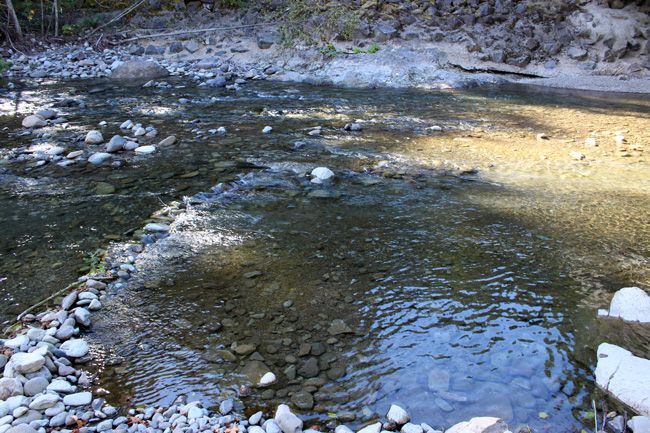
[81,248,107,275]
[0,59,11,73]
[320,42,337,58]
[367,43,381,54]
[61,24,76,35]
[353,47,363,54]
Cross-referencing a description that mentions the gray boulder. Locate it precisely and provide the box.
[111,60,169,80]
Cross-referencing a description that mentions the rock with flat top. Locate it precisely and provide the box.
[595,343,650,416]
[445,417,508,433]
[111,60,169,80]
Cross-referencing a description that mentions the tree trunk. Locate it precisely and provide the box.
[5,0,22,39]
[40,0,44,35]
[54,0,59,37]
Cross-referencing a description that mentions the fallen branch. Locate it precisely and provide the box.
[115,21,280,44]
[14,280,83,323]
[86,0,146,38]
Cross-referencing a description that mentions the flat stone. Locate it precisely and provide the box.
[445,417,508,433]
[47,379,76,393]
[63,392,92,406]
[29,393,60,410]
[159,135,176,146]
[111,60,169,80]
[87,152,112,165]
[134,145,156,154]
[357,422,381,433]
[605,287,650,323]
[596,343,650,416]
[60,339,89,358]
[328,319,353,335]
[145,223,170,232]
[11,352,45,374]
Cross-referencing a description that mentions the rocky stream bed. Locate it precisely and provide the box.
[1,47,650,433]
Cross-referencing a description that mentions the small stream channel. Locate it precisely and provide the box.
[1,78,650,432]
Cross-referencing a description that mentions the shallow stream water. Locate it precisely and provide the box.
[1,78,650,432]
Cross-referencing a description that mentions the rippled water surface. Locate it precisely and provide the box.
[1,78,650,432]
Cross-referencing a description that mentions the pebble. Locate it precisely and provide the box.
[262,126,272,134]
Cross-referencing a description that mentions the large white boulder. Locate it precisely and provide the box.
[602,287,650,323]
[445,417,509,433]
[274,404,303,433]
[595,343,650,416]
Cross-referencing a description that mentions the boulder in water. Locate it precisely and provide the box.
[601,287,650,323]
[111,60,169,80]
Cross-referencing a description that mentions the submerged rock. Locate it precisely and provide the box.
[595,343,650,416]
[601,287,650,323]
[445,417,509,433]
[387,404,410,425]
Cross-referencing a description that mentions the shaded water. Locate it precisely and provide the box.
[2,78,650,432]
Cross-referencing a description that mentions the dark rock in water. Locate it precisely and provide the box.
[205,76,227,87]
[291,391,314,410]
[111,61,169,80]
[297,357,319,378]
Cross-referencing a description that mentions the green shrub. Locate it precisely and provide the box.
[367,43,381,54]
